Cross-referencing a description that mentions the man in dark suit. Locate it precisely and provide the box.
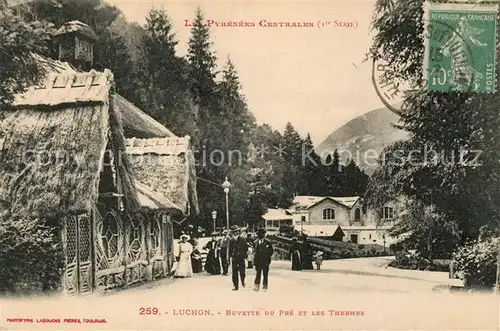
[218,230,231,275]
[228,225,248,290]
[253,228,274,292]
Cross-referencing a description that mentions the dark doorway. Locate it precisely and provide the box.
[350,234,358,244]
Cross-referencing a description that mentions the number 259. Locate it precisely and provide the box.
[139,307,159,315]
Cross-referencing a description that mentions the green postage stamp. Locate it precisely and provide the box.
[423,2,499,93]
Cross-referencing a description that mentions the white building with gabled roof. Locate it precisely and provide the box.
[290,195,399,246]
[262,208,293,234]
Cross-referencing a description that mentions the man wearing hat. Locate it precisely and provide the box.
[228,225,248,290]
[218,229,231,275]
[253,228,274,291]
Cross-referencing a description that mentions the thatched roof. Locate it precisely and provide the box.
[29,55,175,140]
[0,65,140,218]
[136,181,183,213]
[125,137,199,216]
[55,20,99,41]
[114,94,175,139]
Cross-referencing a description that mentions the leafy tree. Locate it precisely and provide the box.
[29,0,120,31]
[25,0,142,104]
[0,9,53,110]
[366,0,500,256]
[250,124,290,208]
[241,143,274,229]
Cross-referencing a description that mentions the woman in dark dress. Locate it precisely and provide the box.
[290,237,302,271]
[203,232,221,275]
[189,237,203,273]
[301,237,314,270]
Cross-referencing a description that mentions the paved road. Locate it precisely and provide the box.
[2,258,498,330]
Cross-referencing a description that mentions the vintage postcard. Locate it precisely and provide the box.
[0,0,499,330]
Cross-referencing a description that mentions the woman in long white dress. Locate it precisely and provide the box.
[174,235,193,278]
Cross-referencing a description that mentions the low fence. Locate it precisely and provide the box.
[62,210,175,295]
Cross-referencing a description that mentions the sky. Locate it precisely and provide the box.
[106,0,386,145]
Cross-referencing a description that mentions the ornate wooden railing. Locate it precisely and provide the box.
[61,208,174,295]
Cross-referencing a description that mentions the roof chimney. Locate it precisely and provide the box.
[54,21,98,71]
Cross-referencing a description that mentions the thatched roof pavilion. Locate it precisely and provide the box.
[114,94,175,139]
[0,54,198,219]
[0,60,140,218]
[125,137,199,216]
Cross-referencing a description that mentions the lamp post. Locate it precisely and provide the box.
[222,177,231,230]
[211,210,217,233]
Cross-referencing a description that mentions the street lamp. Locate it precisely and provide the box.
[211,210,217,233]
[222,177,231,230]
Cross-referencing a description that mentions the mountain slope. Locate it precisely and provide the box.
[315,107,408,175]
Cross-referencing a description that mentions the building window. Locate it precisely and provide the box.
[382,206,394,219]
[323,208,335,220]
[369,234,372,239]
[354,208,361,221]
[301,215,306,222]
[266,221,272,228]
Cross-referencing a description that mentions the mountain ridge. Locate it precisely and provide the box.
[315,107,409,175]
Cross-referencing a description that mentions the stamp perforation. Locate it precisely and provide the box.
[423,0,499,93]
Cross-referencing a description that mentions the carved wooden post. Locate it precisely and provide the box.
[60,219,67,294]
[145,214,152,281]
[90,210,96,292]
[167,215,174,271]
[495,237,500,294]
[123,216,129,287]
[162,213,168,276]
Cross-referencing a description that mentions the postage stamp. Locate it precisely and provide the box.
[423,2,499,93]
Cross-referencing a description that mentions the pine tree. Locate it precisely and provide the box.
[187,6,217,143]
[282,123,305,198]
[138,9,197,138]
[94,27,137,101]
[217,56,256,157]
[343,159,368,196]
[302,133,322,195]
[322,150,343,195]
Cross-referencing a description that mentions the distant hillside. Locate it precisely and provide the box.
[315,107,408,175]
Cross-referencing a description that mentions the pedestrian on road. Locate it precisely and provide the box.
[301,235,314,270]
[314,251,323,270]
[229,225,248,290]
[174,234,193,278]
[253,228,274,292]
[203,232,221,275]
[218,230,231,275]
[246,233,254,269]
[189,236,203,274]
[290,237,302,271]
